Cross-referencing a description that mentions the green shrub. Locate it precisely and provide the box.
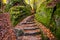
[53,3,60,40]
[55,27,60,40]
[47,2,60,40]
[5,3,13,12]
[5,0,26,12]
[9,6,31,26]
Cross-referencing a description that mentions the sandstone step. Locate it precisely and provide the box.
[20,15,34,23]
[20,19,34,24]
[23,27,39,30]
[18,23,37,27]
[15,25,39,30]
[20,22,35,24]
[18,35,42,40]
[24,32,41,36]
[23,29,40,35]
[26,19,34,22]
[26,17,34,22]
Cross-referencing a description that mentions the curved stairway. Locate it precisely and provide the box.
[14,15,56,40]
[15,15,42,40]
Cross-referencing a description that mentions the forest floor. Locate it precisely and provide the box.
[0,13,56,40]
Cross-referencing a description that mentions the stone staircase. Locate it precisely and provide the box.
[15,15,42,40]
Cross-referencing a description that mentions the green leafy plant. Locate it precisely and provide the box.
[9,6,31,26]
[5,0,26,12]
[53,3,60,40]
[55,28,60,40]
